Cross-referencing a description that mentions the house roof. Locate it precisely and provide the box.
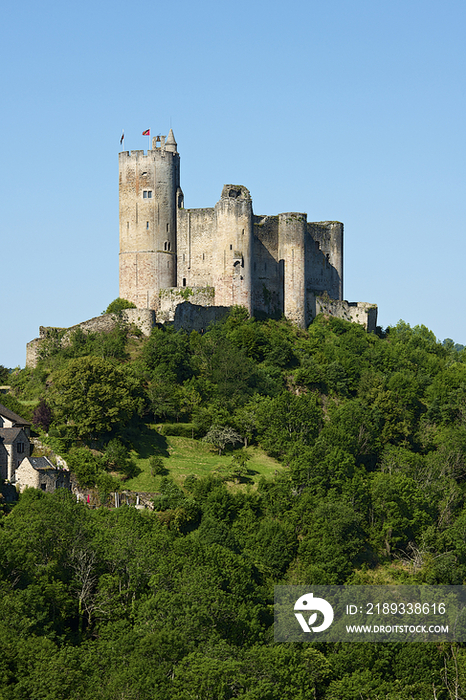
[0,427,26,444]
[22,456,56,471]
[0,403,31,427]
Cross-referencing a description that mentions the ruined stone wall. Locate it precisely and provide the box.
[157,287,216,323]
[26,309,155,368]
[177,208,215,288]
[307,222,343,300]
[252,215,283,317]
[307,293,377,332]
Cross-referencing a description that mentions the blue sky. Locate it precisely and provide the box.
[2,0,465,367]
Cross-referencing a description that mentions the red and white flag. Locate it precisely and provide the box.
[142,129,150,136]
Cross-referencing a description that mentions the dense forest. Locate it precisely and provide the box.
[2,306,466,698]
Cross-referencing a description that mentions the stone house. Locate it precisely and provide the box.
[0,404,31,481]
[15,456,71,493]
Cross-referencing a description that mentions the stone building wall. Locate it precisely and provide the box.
[177,208,215,288]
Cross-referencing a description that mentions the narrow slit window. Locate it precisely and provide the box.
[146,221,149,229]
[182,278,186,287]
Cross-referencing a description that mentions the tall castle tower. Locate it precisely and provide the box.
[119,130,181,309]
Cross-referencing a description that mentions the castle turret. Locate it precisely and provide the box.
[211,186,253,313]
[119,131,180,309]
[164,128,177,153]
[278,213,307,327]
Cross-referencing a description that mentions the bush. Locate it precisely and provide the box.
[158,423,199,438]
[104,298,136,314]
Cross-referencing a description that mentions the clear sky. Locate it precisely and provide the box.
[2,0,465,368]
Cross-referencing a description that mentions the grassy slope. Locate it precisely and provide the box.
[122,425,284,492]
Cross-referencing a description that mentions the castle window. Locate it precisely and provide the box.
[166,223,169,232]
[167,262,170,268]
[183,254,185,262]
[40,483,46,491]
[164,242,167,251]
[146,221,149,229]
[203,253,205,261]
[143,190,152,198]
[167,242,171,251]
[127,222,129,229]
[182,278,186,287]
[242,229,244,236]
[230,244,232,250]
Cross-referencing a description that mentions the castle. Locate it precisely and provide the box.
[26,130,377,367]
[119,130,377,331]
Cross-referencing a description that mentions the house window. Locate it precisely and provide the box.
[143,190,152,198]
[17,443,24,454]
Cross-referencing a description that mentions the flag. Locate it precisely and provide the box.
[120,131,124,145]
[142,129,150,136]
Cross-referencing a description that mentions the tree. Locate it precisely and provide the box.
[202,426,243,455]
[149,454,166,476]
[32,399,52,432]
[103,439,138,479]
[104,297,136,314]
[49,356,142,440]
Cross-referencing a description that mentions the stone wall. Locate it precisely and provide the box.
[157,287,216,323]
[177,208,215,288]
[307,293,378,332]
[26,308,155,368]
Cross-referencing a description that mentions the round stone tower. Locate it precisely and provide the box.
[119,129,181,309]
[212,185,253,313]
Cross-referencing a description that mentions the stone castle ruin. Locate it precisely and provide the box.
[26,130,376,367]
[119,130,376,330]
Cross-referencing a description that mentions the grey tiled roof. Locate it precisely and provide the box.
[0,404,31,426]
[0,427,25,444]
[26,457,55,471]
